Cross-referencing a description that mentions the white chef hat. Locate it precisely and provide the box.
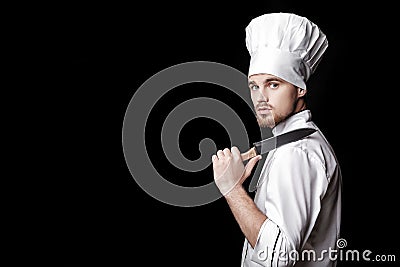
[245,12,328,89]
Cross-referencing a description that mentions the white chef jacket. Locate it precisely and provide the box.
[241,110,342,267]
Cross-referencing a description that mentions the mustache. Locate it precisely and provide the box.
[255,103,273,110]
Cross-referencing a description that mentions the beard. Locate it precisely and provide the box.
[256,113,276,128]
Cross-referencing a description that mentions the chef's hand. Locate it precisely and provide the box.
[212,146,262,196]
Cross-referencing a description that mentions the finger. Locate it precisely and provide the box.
[223,148,231,157]
[231,146,241,158]
[217,150,224,159]
[244,155,262,178]
[211,155,217,162]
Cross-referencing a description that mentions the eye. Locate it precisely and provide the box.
[250,84,259,91]
[268,82,279,89]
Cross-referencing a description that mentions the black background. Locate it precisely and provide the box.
[35,1,400,266]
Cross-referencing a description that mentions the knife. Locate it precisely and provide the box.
[240,127,317,161]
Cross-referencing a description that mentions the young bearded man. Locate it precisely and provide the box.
[212,13,342,267]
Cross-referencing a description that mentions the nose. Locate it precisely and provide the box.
[256,87,268,102]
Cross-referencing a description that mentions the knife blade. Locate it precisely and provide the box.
[240,128,317,161]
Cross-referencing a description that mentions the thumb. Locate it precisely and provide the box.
[243,155,262,179]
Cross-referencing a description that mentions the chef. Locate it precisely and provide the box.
[212,12,342,267]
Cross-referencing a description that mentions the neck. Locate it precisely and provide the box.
[295,98,306,113]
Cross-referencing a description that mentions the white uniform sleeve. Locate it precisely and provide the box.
[250,218,292,266]
[250,146,329,266]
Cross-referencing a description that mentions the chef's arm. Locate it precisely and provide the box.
[212,147,266,248]
[225,185,267,248]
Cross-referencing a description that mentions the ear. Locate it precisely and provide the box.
[297,88,307,98]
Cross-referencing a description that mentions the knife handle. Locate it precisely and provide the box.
[241,147,258,162]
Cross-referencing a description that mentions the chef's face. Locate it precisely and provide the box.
[248,73,304,128]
